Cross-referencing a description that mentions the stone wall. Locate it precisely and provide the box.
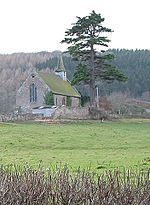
[54,94,80,107]
[16,71,81,113]
[0,107,115,122]
[71,97,80,107]
[52,106,90,119]
[0,113,43,122]
[54,94,66,106]
[52,106,114,120]
[16,71,50,113]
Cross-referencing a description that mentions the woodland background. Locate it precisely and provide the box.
[0,49,150,113]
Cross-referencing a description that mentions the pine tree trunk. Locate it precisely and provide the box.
[90,44,96,106]
[89,82,96,106]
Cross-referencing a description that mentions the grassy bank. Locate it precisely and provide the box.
[0,119,150,170]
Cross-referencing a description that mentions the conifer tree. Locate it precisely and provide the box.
[44,91,54,105]
[62,11,127,106]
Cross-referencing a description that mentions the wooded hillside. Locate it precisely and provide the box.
[0,49,150,112]
[0,51,55,112]
[36,49,150,98]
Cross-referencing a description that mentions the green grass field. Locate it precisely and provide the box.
[0,119,150,170]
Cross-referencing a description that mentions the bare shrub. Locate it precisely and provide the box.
[108,92,128,114]
[98,96,112,111]
[0,165,149,205]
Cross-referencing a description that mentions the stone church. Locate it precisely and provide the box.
[16,56,80,113]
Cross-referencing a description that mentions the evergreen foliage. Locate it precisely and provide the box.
[80,95,90,107]
[66,96,72,107]
[44,91,54,105]
[108,49,150,97]
[1,49,150,113]
[36,57,58,70]
[36,49,150,98]
[61,11,127,106]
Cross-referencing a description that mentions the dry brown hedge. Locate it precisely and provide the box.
[0,165,149,205]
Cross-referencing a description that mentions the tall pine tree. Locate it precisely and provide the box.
[62,11,127,106]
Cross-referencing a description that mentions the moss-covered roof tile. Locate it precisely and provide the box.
[38,71,80,97]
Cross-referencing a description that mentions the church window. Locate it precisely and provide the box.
[30,83,37,102]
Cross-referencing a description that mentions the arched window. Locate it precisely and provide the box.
[30,83,37,102]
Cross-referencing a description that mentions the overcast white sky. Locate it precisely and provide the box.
[0,0,150,54]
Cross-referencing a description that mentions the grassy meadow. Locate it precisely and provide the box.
[0,119,150,170]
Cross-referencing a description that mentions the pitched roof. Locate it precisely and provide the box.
[38,71,80,97]
[55,56,66,72]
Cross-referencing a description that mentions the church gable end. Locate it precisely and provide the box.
[16,68,81,113]
[16,71,49,113]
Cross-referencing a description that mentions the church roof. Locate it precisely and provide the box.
[38,71,80,97]
[55,56,66,72]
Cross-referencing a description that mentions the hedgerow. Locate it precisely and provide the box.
[0,165,149,205]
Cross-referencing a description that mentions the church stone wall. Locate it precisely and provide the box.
[16,72,50,113]
[16,71,80,113]
[71,97,80,107]
[54,94,65,106]
[54,94,80,107]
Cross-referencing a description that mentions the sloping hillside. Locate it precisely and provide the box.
[0,49,150,113]
[0,52,55,112]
